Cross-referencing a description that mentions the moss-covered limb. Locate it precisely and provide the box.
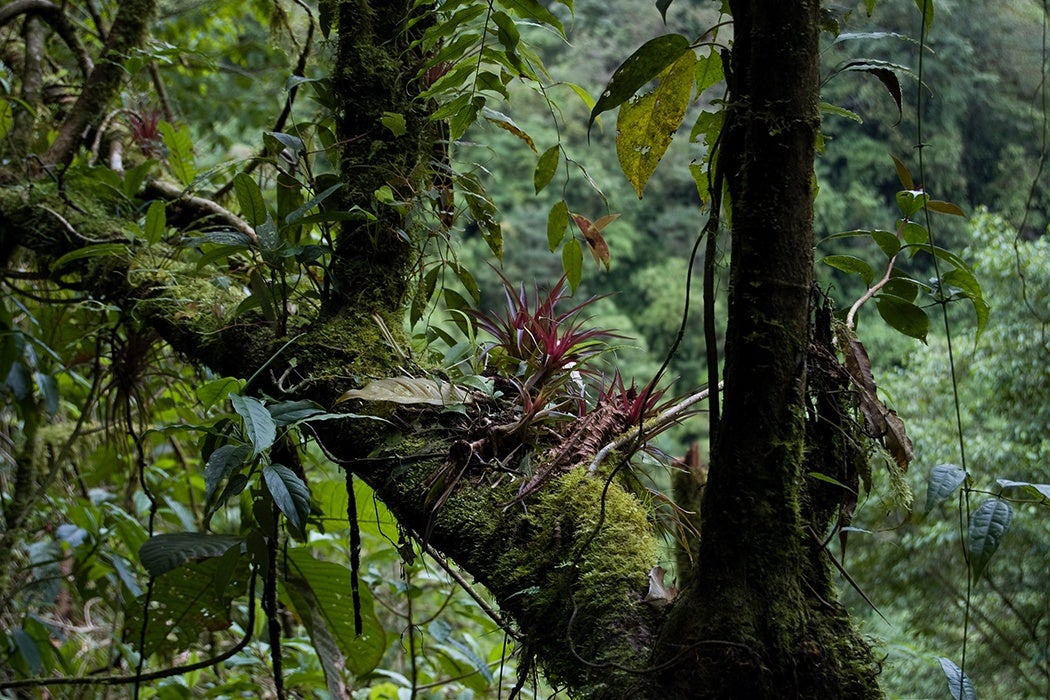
[40,0,155,167]
[341,431,663,695]
[327,0,437,314]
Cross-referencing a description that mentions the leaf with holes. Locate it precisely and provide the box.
[264,463,312,537]
[589,34,691,132]
[925,464,967,512]
[616,49,696,197]
[968,498,1012,582]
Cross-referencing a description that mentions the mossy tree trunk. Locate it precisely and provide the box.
[0,0,885,697]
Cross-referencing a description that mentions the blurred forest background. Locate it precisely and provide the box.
[2,0,1049,697]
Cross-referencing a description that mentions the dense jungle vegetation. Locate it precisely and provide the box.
[0,0,1048,697]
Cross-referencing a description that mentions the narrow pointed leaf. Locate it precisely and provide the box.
[547,200,569,251]
[562,236,583,291]
[534,145,560,193]
[263,463,312,536]
[231,394,276,457]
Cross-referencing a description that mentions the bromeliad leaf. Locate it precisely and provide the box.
[264,463,312,537]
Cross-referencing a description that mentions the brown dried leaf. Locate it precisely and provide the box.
[883,410,913,472]
[571,213,618,270]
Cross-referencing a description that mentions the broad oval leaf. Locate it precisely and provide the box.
[996,479,1050,503]
[925,463,967,512]
[263,463,312,537]
[876,294,929,342]
[968,498,1012,583]
[822,254,875,286]
[138,532,245,577]
[616,48,696,198]
[938,657,976,700]
[268,399,326,427]
[231,394,277,457]
[204,444,251,505]
[534,145,560,193]
[589,34,691,131]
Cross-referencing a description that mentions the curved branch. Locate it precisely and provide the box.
[40,0,155,168]
[143,179,258,243]
[0,0,93,79]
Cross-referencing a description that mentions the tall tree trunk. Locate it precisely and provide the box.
[642,2,883,697]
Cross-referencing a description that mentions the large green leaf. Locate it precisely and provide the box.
[968,498,1012,583]
[124,554,249,657]
[138,532,246,577]
[263,463,312,536]
[282,547,386,677]
[562,236,583,291]
[547,200,569,251]
[231,394,276,457]
[534,145,560,194]
[616,49,696,198]
[925,464,967,512]
[938,657,976,700]
[876,294,929,342]
[589,34,691,131]
[233,172,269,229]
[822,255,875,286]
[158,121,197,186]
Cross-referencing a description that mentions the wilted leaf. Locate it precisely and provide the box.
[644,566,678,603]
[335,377,470,406]
[572,213,619,270]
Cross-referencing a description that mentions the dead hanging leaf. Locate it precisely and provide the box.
[571,213,619,270]
[644,566,678,604]
[335,377,470,406]
[882,410,914,471]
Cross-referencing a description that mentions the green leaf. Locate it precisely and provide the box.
[895,189,929,217]
[283,547,386,676]
[138,532,245,577]
[925,464,967,512]
[871,229,900,257]
[547,200,569,251]
[876,294,929,342]
[968,498,1012,583]
[820,101,863,123]
[231,394,276,457]
[263,463,312,536]
[997,479,1050,503]
[833,60,903,121]
[694,50,724,94]
[204,444,251,505]
[196,376,245,410]
[492,11,520,51]
[589,34,691,131]
[51,243,129,271]
[12,628,42,674]
[497,0,563,34]
[562,236,583,291]
[143,200,166,245]
[233,172,269,228]
[380,111,407,137]
[901,221,928,246]
[534,145,560,194]
[940,267,989,341]
[158,121,196,186]
[938,658,976,700]
[656,0,673,22]
[616,49,696,197]
[822,255,875,286]
[914,0,934,32]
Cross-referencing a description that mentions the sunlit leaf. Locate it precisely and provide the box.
[616,49,696,197]
[589,33,691,131]
[968,498,1012,582]
[821,255,875,286]
[926,199,966,217]
[380,111,407,137]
